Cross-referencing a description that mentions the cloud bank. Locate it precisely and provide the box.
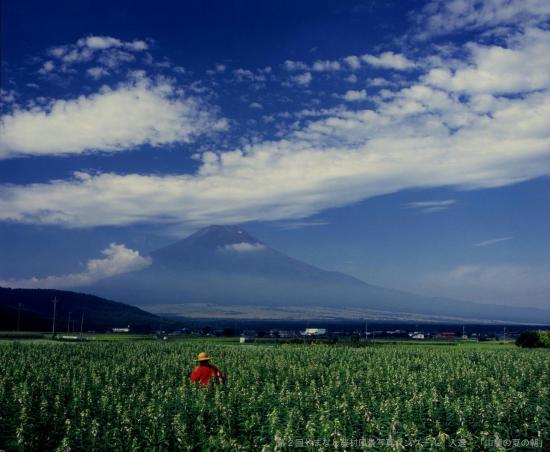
[416,0,550,37]
[0,75,227,158]
[0,244,151,289]
[1,7,549,230]
[1,26,549,227]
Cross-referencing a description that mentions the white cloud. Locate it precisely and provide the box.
[277,220,328,230]
[345,74,358,83]
[223,242,265,252]
[38,61,55,74]
[1,89,17,104]
[424,27,550,94]
[125,40,148,51]
[86,67,109,80]
[474,237,512,247]
[344,56,361,70]
[1,68,550,228]
[80,36,122,49]
[59,47,94,65]
[97,49,135,68]
[283,60,308,71]
[49,46,67,58]
[249,102,263,109]
[368,77,393,87]
[41,36,148,74]
[312,60,341,72]
[361,51,416,70]
[2,18,550,234]
[77,36,148,51]
[0,75,227,158]
[290,72,312,86]
[416,0,550,37]
[0,243,151,289]
[407,200,456,213]
[215,64,226,72]
[233,68,266,82]
[342,89,367,101]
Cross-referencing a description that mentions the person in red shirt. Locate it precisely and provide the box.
[190,352,225,386]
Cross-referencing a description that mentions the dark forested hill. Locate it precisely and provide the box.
[0,287,165,332]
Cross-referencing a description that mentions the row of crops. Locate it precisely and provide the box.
[0,341,548,450]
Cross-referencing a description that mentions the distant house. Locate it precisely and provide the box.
[112,326,131,333]
[240,330,257,343]
[409,332,425,339]
[302,328,327,337]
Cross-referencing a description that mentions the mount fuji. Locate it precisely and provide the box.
[85,225,550,323]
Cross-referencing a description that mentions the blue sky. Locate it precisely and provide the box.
[1,0,549,309]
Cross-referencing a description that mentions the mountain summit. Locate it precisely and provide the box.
[149,225,327,278]
[87,225,550,323]
[168,225,261,249]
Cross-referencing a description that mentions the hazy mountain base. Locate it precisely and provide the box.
[144,302,530,324]
[87,226,550,325]
[92,269,550,324]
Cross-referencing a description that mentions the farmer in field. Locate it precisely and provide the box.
[190,352,225,386]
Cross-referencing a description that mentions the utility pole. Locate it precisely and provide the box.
[52,297,58,336]
[365,318,368,341]
[80,313,84,339]
[503,327,506,341]
[17,303,22,332]
[67,311,72,334]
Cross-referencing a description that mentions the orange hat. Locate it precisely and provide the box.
[197,352,210,361]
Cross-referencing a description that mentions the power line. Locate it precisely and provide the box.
[80,313,84,339]
[52,297,58,335]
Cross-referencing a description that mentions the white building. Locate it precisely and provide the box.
[112,326,130,333]
[409,332,425,339]
[302,328,327,336]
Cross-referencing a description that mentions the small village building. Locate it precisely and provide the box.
[112,326,131,333]
[409,332,425,339]
[302,328,327,336]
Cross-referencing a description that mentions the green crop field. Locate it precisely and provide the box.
[0,341,548,451]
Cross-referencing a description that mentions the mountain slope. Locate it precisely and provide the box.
[87,225,550,324]
[0,287,163,331]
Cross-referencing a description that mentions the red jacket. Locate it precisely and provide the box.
[190,364,225,385]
